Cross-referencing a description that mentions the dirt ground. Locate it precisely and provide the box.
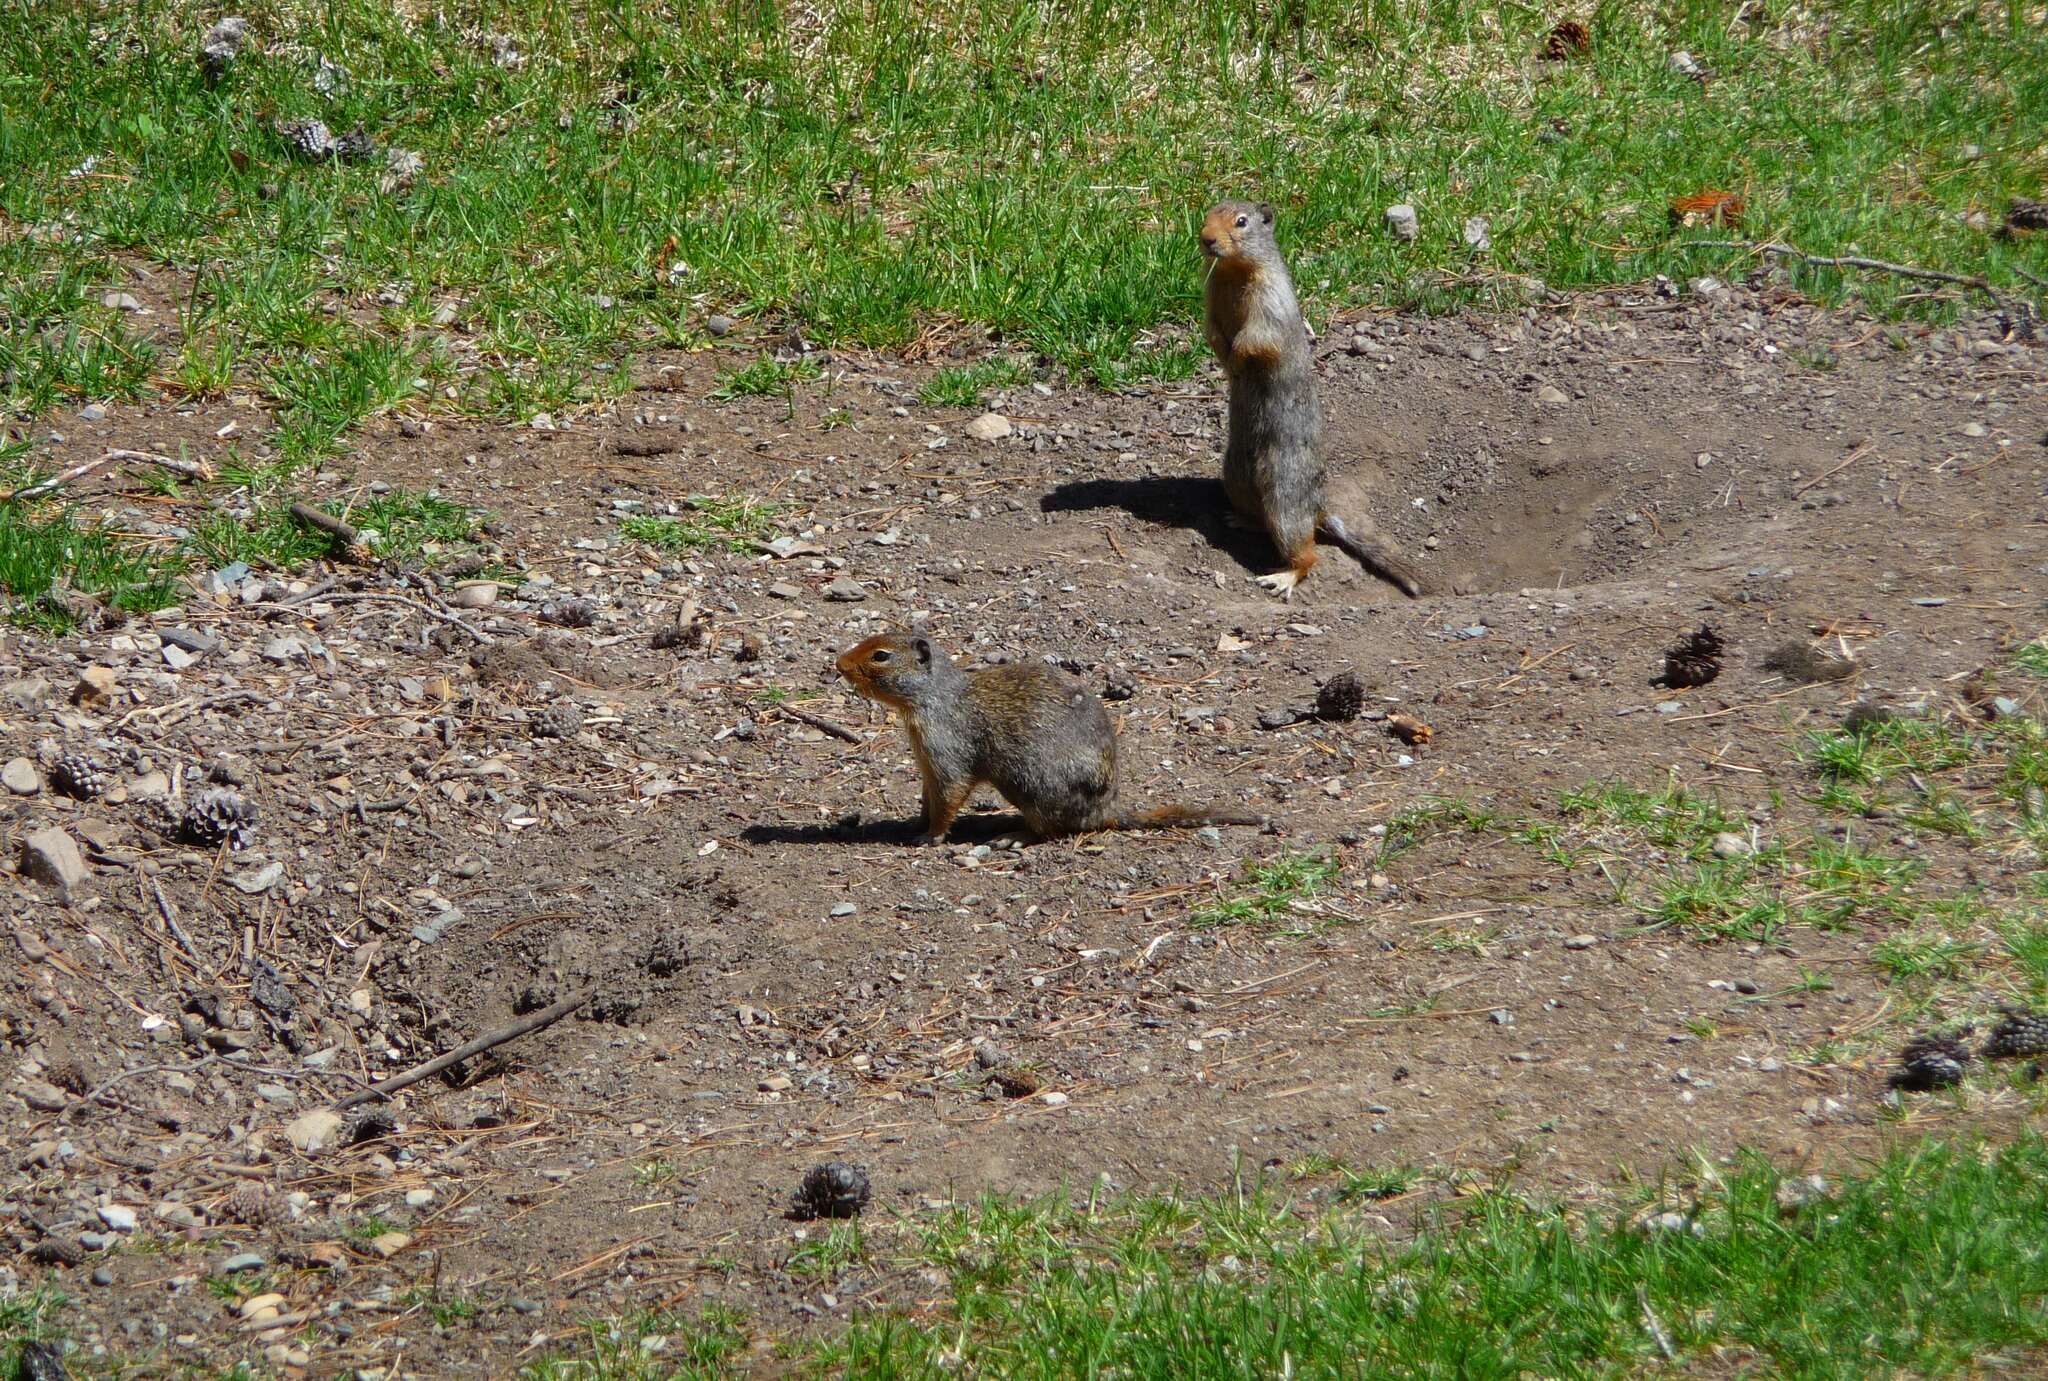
[4,274,2045,1374]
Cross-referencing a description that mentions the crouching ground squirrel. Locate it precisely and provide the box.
[1200,199,1425,599]
[835,632,1264,842]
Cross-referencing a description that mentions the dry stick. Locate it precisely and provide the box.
[149,877,207,969]
[1792,441,1873,497]
[107,448,213,481]
[288,501,361,547]
[1680,239,2025,309]
[334,985,596,1109]
[776,703,863,744]
[314,591,491,643]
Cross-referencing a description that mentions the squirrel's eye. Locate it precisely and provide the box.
[1235,214,1248,228]
[871,650,892,663]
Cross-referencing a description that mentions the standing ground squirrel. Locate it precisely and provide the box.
[1200,199,1425,599]
[835,632,1265,842]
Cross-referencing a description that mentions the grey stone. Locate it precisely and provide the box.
[1710,831,1753,859]
[98,1204,139,1233]
[706,314,735,337]
[1383,204,1419,242]
[220,1252,266,1273]
[821,577,868,602]
[3,758,41,794]
[1461,216,1491,253]
[964,412,1014,441]
[21,827,87,891]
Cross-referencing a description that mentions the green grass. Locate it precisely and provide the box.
[707,356,821,405]
[620,498,783,555]
[1189,849,1340,931]
[809,1136,2048,1379]
[2,0,2042,456]
[522,1306,749,1381]
[2014,643,2048,679]
[919,356,1032,408]
[0,504,186,631]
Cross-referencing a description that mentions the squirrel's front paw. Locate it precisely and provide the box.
[1255,570,1302,600]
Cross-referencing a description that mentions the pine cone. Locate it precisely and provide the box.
[542,597,598,629]
[1653,624,1724,689]
[792,1161,870,1220]
[2004,197,2048,234]
[335,125,377,164]
[1316,672,1366,722]
[1891,1030,1973,1090]
[51,752,105,800]
[181,788,259,851]
[220,1182,285,1227]
[1984,1009,2048,1060]
[1541,18,1590,59]
[276,117,338,161]
[533,701,584,739]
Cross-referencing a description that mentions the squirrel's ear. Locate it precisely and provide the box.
[912,636,932,665]
[1258,202,1274,224]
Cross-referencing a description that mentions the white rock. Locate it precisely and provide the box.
[2,757,40,794]
[1536,384,1570,405]
[447,580,498,609]
[964,412,1013,442]
[98,1204,139,1232]
[1383,204,1419,242]
[1461,216,1492,253]
[1710,831,1753,859]
[285,1108,346,1155]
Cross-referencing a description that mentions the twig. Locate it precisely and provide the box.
[288,501,361,549]
[149,878,207,968]
[1638,1286,1678,1362]
[1793,441,1873,496]
[1676,238,2021,308]
[106,449,213,481]
[60,1057,218,1122]
[776,703,862,744]
[334,986,596,1109]
[2016,265,2048,292]
[2,453,112,502]
[311,591,491,643]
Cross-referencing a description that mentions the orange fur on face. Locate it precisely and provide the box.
[836,635,914,712]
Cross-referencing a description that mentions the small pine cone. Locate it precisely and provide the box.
[137,797,185,840]
[276,117,337,161]
[1984,1010,2048,1060]
[51,752,105,800]
[220,1182,285,1226]
[1891,1030,1973,1091]
[542,597,598,629]
[792,1161,871,1220]
[335,125,377,164]
[533,700,584,739]
[2005,197,2048,233]
[349,1108,397,1145]
[43,1050,88,1095]
[28,1238,85,1268]
[181,788,259,851]
[1315,672,1366,722]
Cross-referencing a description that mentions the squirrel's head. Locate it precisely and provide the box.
[1200,200,1275,261]
[836,632,941,710]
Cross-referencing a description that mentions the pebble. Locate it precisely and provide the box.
[92,1266,114,1286]
[405,1188,435,1208]
[1461,216,1491,253]
[239,1291,286,1320]
[1733,978,1760,995]
[964,412,1014,441]
[286,1108,346,1154]
[1040,1091,1069,1107]
[1488,1009,1514,1026]
[706,313,735,336]
[1962,422,1988,438]
[821,577,868,602]
[1710,831,1753,859]
[768,581,803,600]
[220,1252,266,1274]
[2,757,40,794]
[101,290,145,312]
[1535,384,1569,405]
[830,902,859,917]
[1564,934,1597,950]
[1775,1174,1830,1211]
[1668,49,1703,77]
[80,403,107,422]
[74,665,118,703]
[1383,204,1419,242]
[98,1204,139,1233]
[366,1231,412,1258]
[1758,1057,1782,1073]
[1655,701,1683,714]
[21,827,88,891]
[447,580,498,609]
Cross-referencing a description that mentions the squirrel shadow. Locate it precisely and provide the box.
[1038,476,1274,575]
[739,810,1030,848]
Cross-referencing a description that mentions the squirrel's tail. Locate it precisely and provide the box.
[1112,804,1266,831]
[1319,512,1426,598]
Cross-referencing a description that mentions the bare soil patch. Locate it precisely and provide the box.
[5,282,2044,1373]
